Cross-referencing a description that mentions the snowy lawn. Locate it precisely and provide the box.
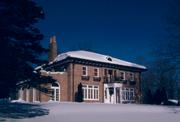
[1,102,180,122]
[0,101,49,122]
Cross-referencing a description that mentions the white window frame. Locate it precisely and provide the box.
[82,66,88,76]
[129,72,135,81]
[120,71,125,80]
[51,82,60,102]
[122,88,134,102]
[82,85,99,100]
[94,68,100,77]
[19,88,23,100]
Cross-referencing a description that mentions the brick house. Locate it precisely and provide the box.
[18,37,147,104]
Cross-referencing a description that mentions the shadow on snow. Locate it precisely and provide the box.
[0,102,49,121]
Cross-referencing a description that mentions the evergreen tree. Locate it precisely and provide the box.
[160,87,168,105]
[145,89,153,104]
[0,0,47,98]
[75,83,84,102]
[153,88,162,105]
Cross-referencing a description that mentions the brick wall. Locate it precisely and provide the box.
[72,64,104,102]
[20,63,142,103]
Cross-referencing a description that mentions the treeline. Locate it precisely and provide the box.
[140,0,180,105]
[144,87,176,105]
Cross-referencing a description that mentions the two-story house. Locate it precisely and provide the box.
[18,36,147,104]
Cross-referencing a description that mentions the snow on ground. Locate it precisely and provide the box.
[168,99,179,104]
[2,102,180,122]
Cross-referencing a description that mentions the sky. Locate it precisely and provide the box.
[36,0,172,63]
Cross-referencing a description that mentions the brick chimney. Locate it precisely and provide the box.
[48,36,57,62]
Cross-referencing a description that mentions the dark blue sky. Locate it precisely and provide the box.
[37,0,171,63]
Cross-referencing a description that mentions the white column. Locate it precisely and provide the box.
[113,87,116,104]
[19,88,23,100]
[33,88,36,102]
[120,87,123,104]
[26,89,29,102]
[104,85,110,103]
[104,86,106,102]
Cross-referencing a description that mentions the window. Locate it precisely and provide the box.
[120,72,125,80]
[94,68,99,77]
[104,69,107,76]
[106,56,112,61]
[114,70,117,77]
[129,73,134,81]
[83,85,99,100]
[122,88,134,101]
[82,66,88,76]
[51,82,60,101]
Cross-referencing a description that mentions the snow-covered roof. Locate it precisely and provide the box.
[54,50,147,70]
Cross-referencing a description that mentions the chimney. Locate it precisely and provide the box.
[48,36,57,62]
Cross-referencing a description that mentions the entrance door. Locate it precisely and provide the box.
[51,82,60,101]
[104,84,114,104]
[104,84,122,104]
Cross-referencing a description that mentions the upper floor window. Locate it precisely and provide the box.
[120,71,125,80]
[104,69,107,76]
[129,73,134,81]
[82,66,88,76]
[114,70,117,77]
[94,68,99,77]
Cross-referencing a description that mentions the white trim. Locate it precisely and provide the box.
[26,89,29,102]
[82,66,88,76]
[121,87,135,102]
[83,84,99,101]
[113,87,116,104]
[32,88,36,102]
[51,82,60,102]
[120,87,123,104]
[104,83,128,104]
[19,88,23,100]
[104,84,135,104]
[129,72,135,81]
[94,68,100,77]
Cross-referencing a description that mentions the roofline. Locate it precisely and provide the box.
[43,57,147,72]
[53,50,147,70]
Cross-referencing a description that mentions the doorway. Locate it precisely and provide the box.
[51,82,60,101]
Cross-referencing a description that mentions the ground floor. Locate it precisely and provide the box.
[18,82,136,104]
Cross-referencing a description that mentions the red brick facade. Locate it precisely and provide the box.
[19,62,144,103]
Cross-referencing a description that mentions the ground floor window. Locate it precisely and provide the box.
[83,85,99,100]
[122,88,134,101]
[51,82,60,101]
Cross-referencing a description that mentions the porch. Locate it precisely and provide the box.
[104,83,135,104]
